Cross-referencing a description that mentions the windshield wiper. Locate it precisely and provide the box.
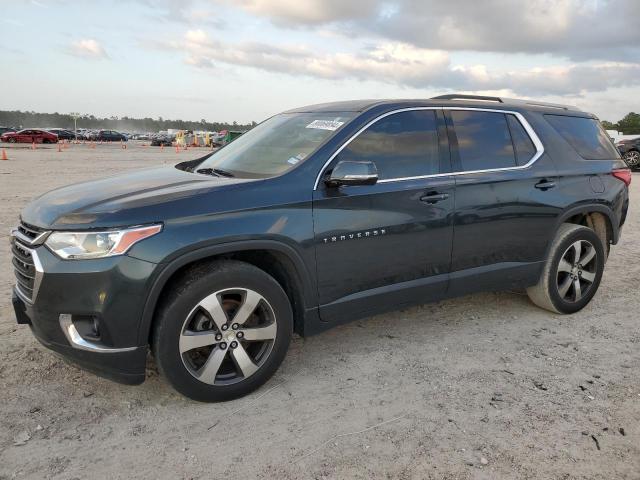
[211,168,235,178]
[196,167,235,178]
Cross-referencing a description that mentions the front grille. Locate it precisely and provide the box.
[12,239,36,301]
[11,221,47,303]
[17,222,42,242]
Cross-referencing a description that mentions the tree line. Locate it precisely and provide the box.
[3,108,638,135]
[601,112,640,135]
[0,110,257,133]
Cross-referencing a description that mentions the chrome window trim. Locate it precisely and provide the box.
[313,106,545,190]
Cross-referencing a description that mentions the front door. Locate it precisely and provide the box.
[313,108,455,323]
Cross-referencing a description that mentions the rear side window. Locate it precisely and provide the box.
[338,110,440,180]
[545,115,620,160]
[506,114,537,166]
[450,111,516,171]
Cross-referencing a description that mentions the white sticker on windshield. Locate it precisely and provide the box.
[287,153,307,165]
[306,119,345,131]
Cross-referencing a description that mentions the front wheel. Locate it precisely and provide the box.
[8,137,16,143]
[152,260,293,402]
[527,223,605,314]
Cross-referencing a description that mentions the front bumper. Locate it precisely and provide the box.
[11,242,158,385]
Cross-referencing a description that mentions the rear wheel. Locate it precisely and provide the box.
[527,224,605,314]
[623,150,640,168]
[152,260,293,402]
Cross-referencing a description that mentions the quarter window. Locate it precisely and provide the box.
[450,110,516,171]
[545,114,620,160]
[337,110,440,180]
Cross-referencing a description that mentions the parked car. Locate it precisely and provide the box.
[48,128,76,141]
[151,135,174,146]
[1,129,58,144]
[616,137,640,169]
[95,130,127,142]
[11,95,630,402]
[0,126,16,136]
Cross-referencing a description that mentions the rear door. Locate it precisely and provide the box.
[313,108,455,322]
[444,108,560,294]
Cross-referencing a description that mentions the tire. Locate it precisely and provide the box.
[527,223,605,314]
[8,137,16,143]
[152,260,293,402]
[623,150,640,168]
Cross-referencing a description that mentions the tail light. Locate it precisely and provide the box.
[612,168,632,186]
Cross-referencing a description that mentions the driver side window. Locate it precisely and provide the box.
[338,110,440,180]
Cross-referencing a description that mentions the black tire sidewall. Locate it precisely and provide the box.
[547,227,605,314]
[153,262,293,402]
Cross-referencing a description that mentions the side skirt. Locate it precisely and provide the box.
[303,261,543,336]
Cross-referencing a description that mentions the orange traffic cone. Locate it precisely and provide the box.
[160,143,164,151]
[1,148,8,160]
[31,141,36,150]
[175,144,179,153]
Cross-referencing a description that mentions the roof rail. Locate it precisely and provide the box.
[431,93,580,111]
[518,100,576,111]
[431,94,503,103]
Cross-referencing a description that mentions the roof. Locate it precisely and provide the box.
[286,94,588,116]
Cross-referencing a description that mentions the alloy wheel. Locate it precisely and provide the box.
[556,239,598,303]
[179,288,277,386]
[624,150,640,167]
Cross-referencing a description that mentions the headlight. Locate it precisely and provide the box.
[45,224,162,259]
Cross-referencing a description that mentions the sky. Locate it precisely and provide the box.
[1,0,639,124]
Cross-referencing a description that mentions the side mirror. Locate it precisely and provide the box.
[325,160,378,187]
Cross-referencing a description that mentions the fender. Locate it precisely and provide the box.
[136,239,316,345]
[554,203,619,244]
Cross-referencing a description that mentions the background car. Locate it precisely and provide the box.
[616,137,640,169]
[1,129,58,144]
[0,126,16,136]
[95,130,127,142]
[150,134,174,146]
[48,128,76,141]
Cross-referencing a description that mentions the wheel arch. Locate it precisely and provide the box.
[138,240,315,345]
[552,204,618,253]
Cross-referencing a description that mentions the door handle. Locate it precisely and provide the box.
[420,192,450,204]
[535,180,556,190]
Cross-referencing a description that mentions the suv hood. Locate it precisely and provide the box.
[21,165,249,229]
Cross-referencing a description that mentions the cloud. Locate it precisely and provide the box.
[168,30,640,97]
[130,0,226,27]
[67,39,109,59]
[236,0,375,25]
[225,0,640,62]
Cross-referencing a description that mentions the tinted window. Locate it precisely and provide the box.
[450,111,516,171]
[338,110,439,180]
[507,114,537,166]
[545,115,620,160]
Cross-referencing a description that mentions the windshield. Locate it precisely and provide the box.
[196,112,356,178]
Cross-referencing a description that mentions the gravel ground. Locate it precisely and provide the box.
[0,142,639,479]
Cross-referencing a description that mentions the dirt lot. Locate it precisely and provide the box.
[0,142,638,479]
